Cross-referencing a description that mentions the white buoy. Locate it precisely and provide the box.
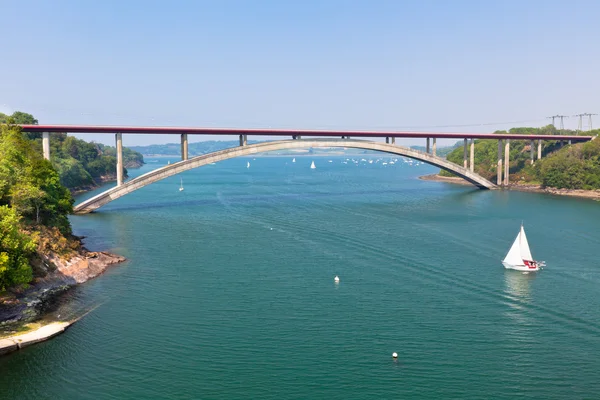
[334,276,340,283]
[392,352,398,359]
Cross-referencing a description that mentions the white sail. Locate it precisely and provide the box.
[179,177,184,191]
[310,161,316,169]
[503,230,523,266]
[519,226,533,261]
[292,158,296,163]
[247,161,250,168]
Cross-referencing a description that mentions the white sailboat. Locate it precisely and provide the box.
[292,158,296,163]
[310,161,316,169]
[502,224,544,271]
[247,161,250,169]
[179,177,184,192]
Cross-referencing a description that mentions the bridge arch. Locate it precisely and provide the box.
[74,139,496,213]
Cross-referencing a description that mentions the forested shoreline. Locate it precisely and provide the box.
[442,126,600,190]
[0,112,144,193]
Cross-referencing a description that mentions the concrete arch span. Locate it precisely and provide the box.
[74,139,496,214]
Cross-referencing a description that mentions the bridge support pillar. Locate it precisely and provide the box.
[426,138,430,153]
[385,137,390,144]
[239,134,247,146]
[504,139,510,186]
[537,140,542,160]
[530,140,534,165]
[115,133,123,186]
[497,140,503,186]
[181,133,188,160]
[42,132,50,160]
[469,139,474,172]
[432,138,437,156]
[391,137,395,145]
[463,139,468,168]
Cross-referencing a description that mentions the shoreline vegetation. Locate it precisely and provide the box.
[0,114,130,356]
[420,174,600,200]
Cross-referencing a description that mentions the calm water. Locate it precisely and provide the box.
[2,155,600,399]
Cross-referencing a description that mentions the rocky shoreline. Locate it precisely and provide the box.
[0,248,125,356]
[420,174,600,200]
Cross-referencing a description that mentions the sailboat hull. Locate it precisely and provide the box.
[502,261,539,272]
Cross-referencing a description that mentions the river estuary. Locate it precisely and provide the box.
[2,155,600,399]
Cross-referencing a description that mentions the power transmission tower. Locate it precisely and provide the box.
[574,113,585,132]
[557,115,568,131]
[547,115,560,127]
[573,113,597,131]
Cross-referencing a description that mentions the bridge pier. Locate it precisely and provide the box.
[181,133,188,160]
[469,139,474,172]
[42,132,50,160]
[432,138,437,156]
[537,140,542,160]
[115,133,123,186]
[497,140,503,186]
[426,138,430,153]
[239,134,247,146]
[530,140,534,165]
[391,137,395,145]
[463,139,468,168]
[504,139,510,186]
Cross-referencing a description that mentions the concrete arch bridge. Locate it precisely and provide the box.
[73,139,496,214]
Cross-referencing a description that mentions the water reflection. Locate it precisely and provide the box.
[502,269,537,330]
[504,269,537,301]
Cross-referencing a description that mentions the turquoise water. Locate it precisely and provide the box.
[2,155,600,399]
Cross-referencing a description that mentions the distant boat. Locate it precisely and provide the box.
[310,161,316,169]
[168,160,170,165]
[179,177,184,192]
[502,224,545,271]
[247,161,250,169]
[292,158,296,163]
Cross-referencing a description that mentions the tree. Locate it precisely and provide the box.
[0,206,36,290]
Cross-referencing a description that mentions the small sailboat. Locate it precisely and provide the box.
[247,161,250,169]
[502,224,545,271]
[179,177,184,192]
[292,158,296,163]
[310,161,316,169]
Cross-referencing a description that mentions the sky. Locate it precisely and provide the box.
[1,0,599,146]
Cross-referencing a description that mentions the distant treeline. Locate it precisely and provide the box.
[443,126,600,190]
[0,112,144,192]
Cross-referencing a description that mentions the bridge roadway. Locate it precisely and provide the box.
[16,124,596,207]
[73,139,496,214]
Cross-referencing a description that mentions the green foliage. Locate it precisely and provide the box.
[441,126,600,190]
[534,137,600,189]
[0,206,36,290]
[0,124,73,234]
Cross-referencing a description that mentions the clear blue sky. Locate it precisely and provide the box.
[1,0,599,146]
